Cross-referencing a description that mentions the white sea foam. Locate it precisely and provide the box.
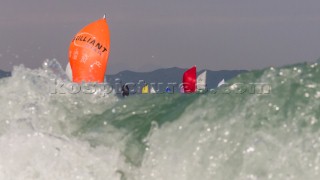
[1,60,320,179]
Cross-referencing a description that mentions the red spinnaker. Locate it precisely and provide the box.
[183,66,197,93]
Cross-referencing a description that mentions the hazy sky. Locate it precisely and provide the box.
[1,0,320,74]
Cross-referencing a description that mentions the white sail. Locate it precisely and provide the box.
[150,86,156,94]
[180,86,184,93]
[217,79,225,87]
[196,71,207,91]
[65,62,73,81]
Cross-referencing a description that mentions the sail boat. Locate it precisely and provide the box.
[150,86,156,94]
[142,84,149,94]
[182,66,197,93]
[65,62,73,81]
[68,15,111,83]
[196,71,207,92]
[217,79,225,87]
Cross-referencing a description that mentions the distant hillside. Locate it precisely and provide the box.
[0,70,11,79]
[106,67,247,89]
[0,68,247,88]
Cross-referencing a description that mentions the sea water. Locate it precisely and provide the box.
[0,59,320,180]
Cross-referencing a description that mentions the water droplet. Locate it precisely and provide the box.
[230,84,237,90]
[311,63,318,68]
[311,117,317,125]
[246,147,255,153]
[307,84,316,88]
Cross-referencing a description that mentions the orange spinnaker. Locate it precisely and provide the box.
[69,18,110,83]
